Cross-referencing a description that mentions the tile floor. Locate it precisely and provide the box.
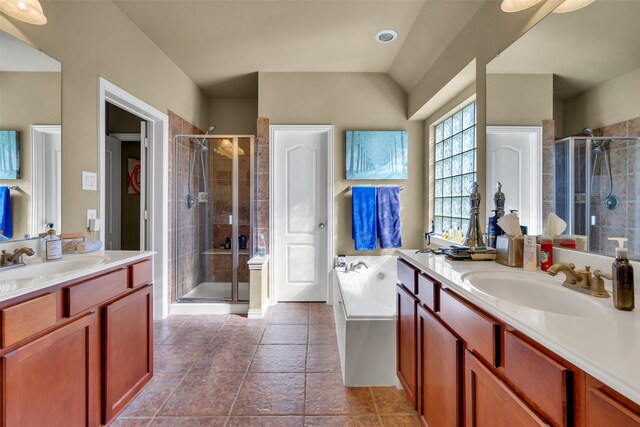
[114,303,418,426]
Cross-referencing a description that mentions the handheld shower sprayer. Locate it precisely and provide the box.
[583,127,619,209]
[185,125,216,209]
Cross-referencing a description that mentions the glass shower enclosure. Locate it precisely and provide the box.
[175,134,254,302]
[554,135,639,256]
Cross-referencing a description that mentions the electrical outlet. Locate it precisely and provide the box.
[87,209,97,228]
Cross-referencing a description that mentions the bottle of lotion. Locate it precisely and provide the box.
[608,238,634,311]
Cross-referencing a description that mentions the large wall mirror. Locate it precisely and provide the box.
[486,1,640,261]
[0,30,61,242]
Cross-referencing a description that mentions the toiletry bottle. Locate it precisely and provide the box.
[608,238,634,311]
[540,235,553,272]
[257,234,266,257]
[488,210,499,248]
[41,224,62,261]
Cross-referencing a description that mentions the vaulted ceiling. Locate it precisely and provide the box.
[112,0,484,98]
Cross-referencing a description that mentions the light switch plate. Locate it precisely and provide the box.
[82,171,97,191]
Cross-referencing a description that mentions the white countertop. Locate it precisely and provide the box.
[0,250,154,302]
[397,249,640,405]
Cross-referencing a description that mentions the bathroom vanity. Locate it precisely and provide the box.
[0,251,154,426]
[395,250,640,427]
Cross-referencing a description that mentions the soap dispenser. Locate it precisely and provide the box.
[41,223,62,261]
[608,237,634,311]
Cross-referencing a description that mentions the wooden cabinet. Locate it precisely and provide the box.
[586,376,640,427]
[417,304,460,427]
[102,285,153,425]
[396,256,640,427]
[396,284,417,407]
[0,256,154,426]
[1,313,99,427]
[466,351,547,427]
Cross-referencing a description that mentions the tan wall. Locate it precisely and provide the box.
[0,72,61,239]
[209,98,258,136]
[408,0,563,227]
[259,72,424,255]
[562,67,640,137]
[486,74,553,126]
[1,0,209,234]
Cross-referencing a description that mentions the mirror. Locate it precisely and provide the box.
[0,30,61,242]
[486,1,640,260]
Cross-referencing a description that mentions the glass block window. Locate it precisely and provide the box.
[434,102,476,236]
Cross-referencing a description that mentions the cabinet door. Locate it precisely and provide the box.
[102,285,153,424]
[2,313,99,427]
[466,351,547,427]
[417,304,461,427]
[396,284,417,408]
[586,382,640,427]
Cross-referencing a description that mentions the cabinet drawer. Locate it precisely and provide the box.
[417,273,438,311]
[504,331,569,427]
[1,293,57,348]
[439,288,499,366]
[63,269,128,317]
[129,259,152,288]
[586,376,640,427]
[397,259,418,294]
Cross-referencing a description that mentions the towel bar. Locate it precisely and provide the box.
[346,185,404,192]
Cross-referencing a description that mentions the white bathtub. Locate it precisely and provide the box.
[332,256,397,387]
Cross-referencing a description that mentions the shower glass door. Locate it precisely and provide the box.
[175,135,254,303]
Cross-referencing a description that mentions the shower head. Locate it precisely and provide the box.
[582,128,594,137]
[193,125,216,151]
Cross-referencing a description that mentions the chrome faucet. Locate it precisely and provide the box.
[547,262,611,298]
[349,261,369,272]
[0,247,35,269]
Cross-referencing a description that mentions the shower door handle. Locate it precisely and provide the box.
[318,223,325,230]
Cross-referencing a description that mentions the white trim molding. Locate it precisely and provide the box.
[31,124,62,237]
[98,77,170,318]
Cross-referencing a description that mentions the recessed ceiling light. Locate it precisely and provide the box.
[375,30,398,44]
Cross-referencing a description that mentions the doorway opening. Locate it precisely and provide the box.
[104,102,147,251]
[99,77,169,318]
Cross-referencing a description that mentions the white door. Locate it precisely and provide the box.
[272,126,332,301]
[486,126,542,235]
[31,125,61,236]
[105,135,121,250]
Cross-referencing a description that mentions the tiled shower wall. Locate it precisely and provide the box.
[588,118,640,258]
[255,118,270,254]
[168,111,205,302]
[542,116,640,259]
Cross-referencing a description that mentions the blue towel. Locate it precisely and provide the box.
[352,186,377,250]
[0,186,12,239]
[377,186,402,248]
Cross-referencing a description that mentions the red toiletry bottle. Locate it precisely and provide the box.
[540,235,553,272]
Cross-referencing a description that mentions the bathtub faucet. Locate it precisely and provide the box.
[349,261,369,272]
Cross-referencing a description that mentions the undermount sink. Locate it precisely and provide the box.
[461,271,608,317]
[0,255,107,281]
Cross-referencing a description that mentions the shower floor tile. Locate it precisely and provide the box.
[117,304,417,426]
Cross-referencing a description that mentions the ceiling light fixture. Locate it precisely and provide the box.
[500,0,544,13]
[0,0,47,25]
[375,30,398,44]
[552,0,595,13]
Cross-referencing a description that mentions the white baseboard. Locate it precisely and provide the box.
[168,302,249,316]
[247,299,271,319]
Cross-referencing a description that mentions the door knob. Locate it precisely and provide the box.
[319,223,325,229]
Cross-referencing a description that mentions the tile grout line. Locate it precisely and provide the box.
[222,320,267,427]
[151,315,232,422]
[368,386,384,426]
